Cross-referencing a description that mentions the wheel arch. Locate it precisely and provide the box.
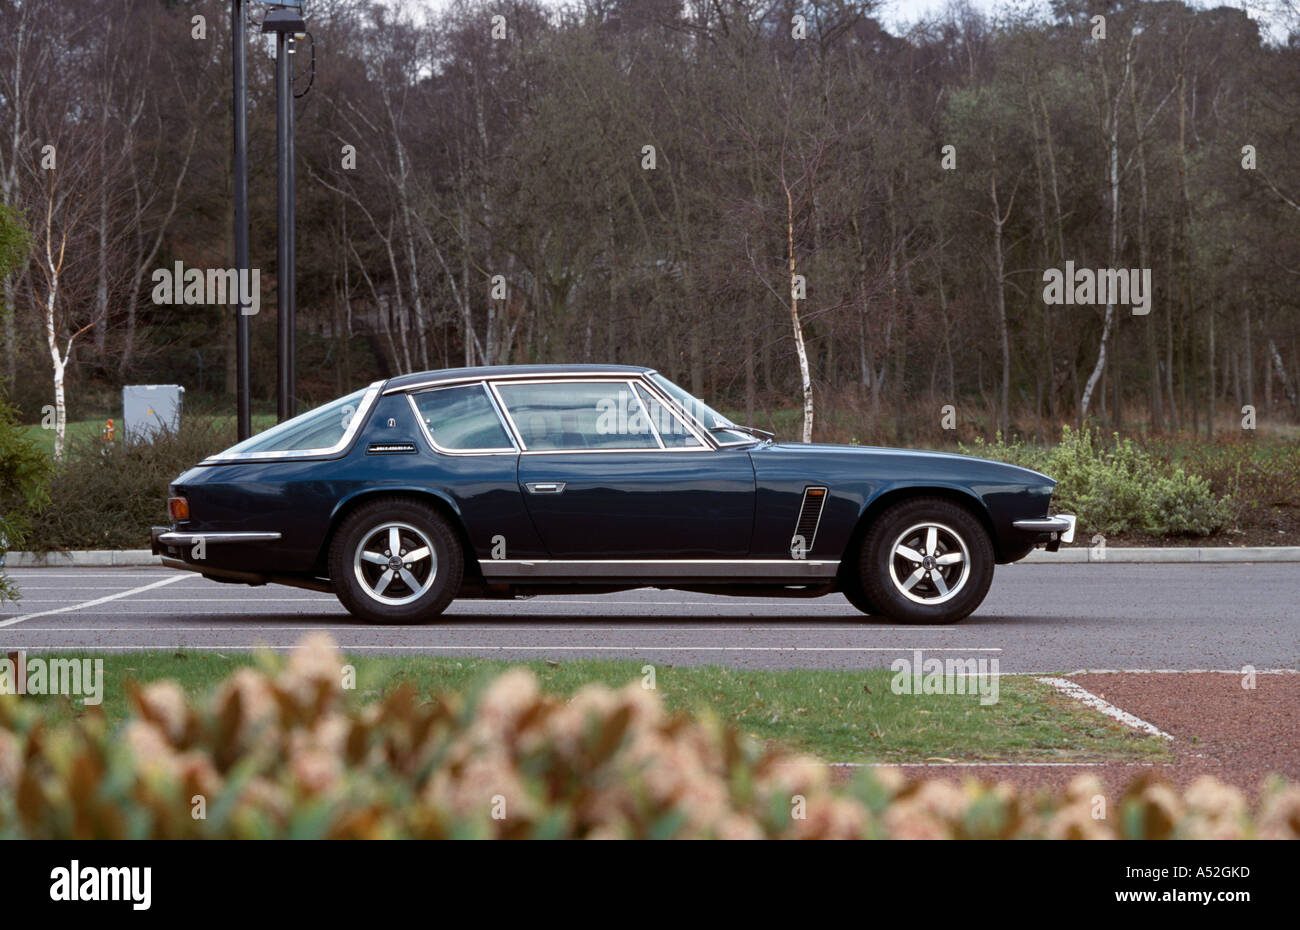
[840,484,1001,582]
[316,487,479,578]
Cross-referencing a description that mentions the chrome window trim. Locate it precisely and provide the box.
[384,369,753,446]
[406,382,518,457]
[628,380,667,450]
[641,373,754,448]
[383,368,654,396]
[513,445,715,456]
[488,377,699,455]
[631,376,716,449]
[386,370,726,451]
[485,379,525,448]
[201,382,383,463]
[632,381,707,450]
[710,435,759,448]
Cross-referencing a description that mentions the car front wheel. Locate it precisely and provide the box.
[329,498,463,624]
[839,564,879,616]
[857,497,994,625]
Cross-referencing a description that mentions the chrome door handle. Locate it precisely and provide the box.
[525,482,566,494]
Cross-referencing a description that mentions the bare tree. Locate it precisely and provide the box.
[0,0,53,383]
[1080,28,1136,420]
[23,129,106,458]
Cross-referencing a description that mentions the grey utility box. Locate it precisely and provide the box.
[122,384,184,441]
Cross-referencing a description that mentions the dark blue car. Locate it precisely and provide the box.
[151,365,1075,624]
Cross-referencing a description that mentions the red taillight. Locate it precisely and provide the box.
[168,497,190,521]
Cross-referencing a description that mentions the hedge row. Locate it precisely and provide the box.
[23,416,237,552]
[963,427,1233,537]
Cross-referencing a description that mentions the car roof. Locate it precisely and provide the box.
[383,364,656,392]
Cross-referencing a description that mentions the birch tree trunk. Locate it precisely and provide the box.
[989,165,1012,437]
[785,181,813,443]
[1080,46,1131,420]
[1269,339,1298,414]
[44,285,67,458]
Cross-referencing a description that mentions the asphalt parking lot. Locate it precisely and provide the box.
[1,562,1296,672]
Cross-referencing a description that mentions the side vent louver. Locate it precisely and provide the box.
[790,487,827,558]
[367,441,416,455]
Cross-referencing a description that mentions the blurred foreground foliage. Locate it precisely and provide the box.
[1,635,1295,840]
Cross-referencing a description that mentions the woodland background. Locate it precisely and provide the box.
[1,0,1298,446]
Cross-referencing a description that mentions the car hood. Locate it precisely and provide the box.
[754,441,1056,488]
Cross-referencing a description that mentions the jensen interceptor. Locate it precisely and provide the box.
[151,365,1075,624]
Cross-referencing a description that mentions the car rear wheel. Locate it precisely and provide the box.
[329,498,463,624]
[857,497,993,625]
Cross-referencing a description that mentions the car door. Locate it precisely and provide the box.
[407,380,545,560]
[491,378,756,559]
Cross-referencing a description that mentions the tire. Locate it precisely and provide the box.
[839,559,879,616]
[857,497,994,625]
[328,498,464,624]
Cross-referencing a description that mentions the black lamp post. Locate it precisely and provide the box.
[231,0,251,439]
[262,4,306,422]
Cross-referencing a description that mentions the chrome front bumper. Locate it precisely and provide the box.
[1012,514,1077,546]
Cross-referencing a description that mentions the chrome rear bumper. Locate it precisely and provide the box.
[156,531,282,546]
[151,526,282,554]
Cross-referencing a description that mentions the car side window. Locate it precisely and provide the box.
[412,383,514,452]
[494,381,661,451]
[634,384,703,448]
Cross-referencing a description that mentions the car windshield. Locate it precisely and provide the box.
[213,388,370,457]
[649,373,755,444]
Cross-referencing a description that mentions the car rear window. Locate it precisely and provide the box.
[215,388,369,457]
[412,383,514,452]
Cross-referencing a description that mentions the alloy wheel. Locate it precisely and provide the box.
[887,522,971,605]
[352,521,438,606]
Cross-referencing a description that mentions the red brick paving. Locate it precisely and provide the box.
[858,672,1300,798]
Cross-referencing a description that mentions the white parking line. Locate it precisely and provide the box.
[1035,676,1174,740]
[10,587,184,591]
[0,576,191,630]
[8,600,335,608]
[0,573,174,578]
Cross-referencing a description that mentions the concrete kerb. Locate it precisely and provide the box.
[1018,546,1300,563]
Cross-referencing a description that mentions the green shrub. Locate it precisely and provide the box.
[1163,438,1300,531]
[26,416,239,551]
[1,634,1295,839]
[963,427,1232,537]
[0,392,52,601]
